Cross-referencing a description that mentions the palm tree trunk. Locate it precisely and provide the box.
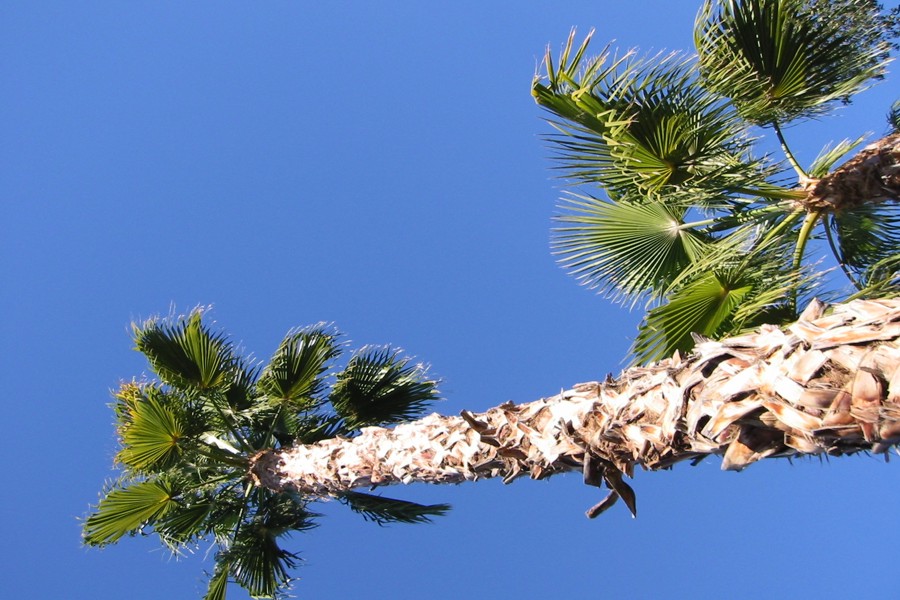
[250,298,900,517]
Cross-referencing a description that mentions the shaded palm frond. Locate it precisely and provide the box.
[341,492,451,526]
[134,310,238,391]
[225,526,298,599]
[889,99,900,133]
[831,201,900,287]
[696,0,894,125]
[330,347,440,430]
[83,478,176,546]
[257,324,341,410]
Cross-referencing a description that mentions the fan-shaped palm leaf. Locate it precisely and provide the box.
[536,33,758,198]
[134,310,237,391]
[257,325,340,408]
[632,271,755,362]
[696,0,893,124]
[331,347,439,429]
[554,193,708,305]
[83,478,176,546]
[116,388,184,472]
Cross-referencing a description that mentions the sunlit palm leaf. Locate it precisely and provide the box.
[116,388,184,472]
[632,271,754,363]
[83,479,176,546]
[135,311,237,390]
[554,193,707,305]
[341,492,451,525]
[696,0,893,124]
[330,347,439,429]
[257,325,340,409]
[536,32,756,197]
[203,563,230,600]
[808,136,867,178]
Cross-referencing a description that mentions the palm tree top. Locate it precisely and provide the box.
[83,308,448,599]
[532,0,900,364]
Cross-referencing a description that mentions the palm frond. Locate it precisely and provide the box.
[134,310,238,391]
[808,135,867,178]
[536,31,757,198]
[553,193,707,305]
[850,254,900,299]
[341,492,450,525]
[257,324,340,409]
[696,0,894,124]
[83,478,176,546]
[155,497,214,549]
[115,387,184,473]
[632,271,754,363]
[203,563,230,600]
[330,347,439,430]
[224,525,298,599]
[831,201,900,286]
[889,99,900,133]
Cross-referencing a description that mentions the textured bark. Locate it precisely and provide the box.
[250,298,900,516]
[801,132,900,211]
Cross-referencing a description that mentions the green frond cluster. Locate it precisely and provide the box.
[696,0,895,124]
[535,1,900,364]
[84,310,446,599]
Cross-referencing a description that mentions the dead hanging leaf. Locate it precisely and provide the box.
[603,468,637,518]
[586,491,619,519]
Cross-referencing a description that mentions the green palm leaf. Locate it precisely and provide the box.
[554,193,707,305]
[341,492,451,525]
[807,136,867,179]
[116,387,184,472]
[83,478,176,546]
[696,0,894,124]
[156,498,214,549]
[226,526,298,599]
[889,99,900,133]
[203,564,230,600]
[831,202,900,288]
[134,310,237,390]
[257,325,340,408]
[330,347,439,429]
[536,33,757,198]
[632,271,754,363]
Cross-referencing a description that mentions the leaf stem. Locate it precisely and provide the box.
[822,213,864,290]
[772,120,807,180]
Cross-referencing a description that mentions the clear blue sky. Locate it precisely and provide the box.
[3,2,899,599]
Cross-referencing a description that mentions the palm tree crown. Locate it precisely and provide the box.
[83,310,446,599]
[533,0,900,364]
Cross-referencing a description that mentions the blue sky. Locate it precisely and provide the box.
[4,2,899,598]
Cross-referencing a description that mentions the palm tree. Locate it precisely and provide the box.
[83,312,448,599]
[534,0,899,364]
[86,1,900,598]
